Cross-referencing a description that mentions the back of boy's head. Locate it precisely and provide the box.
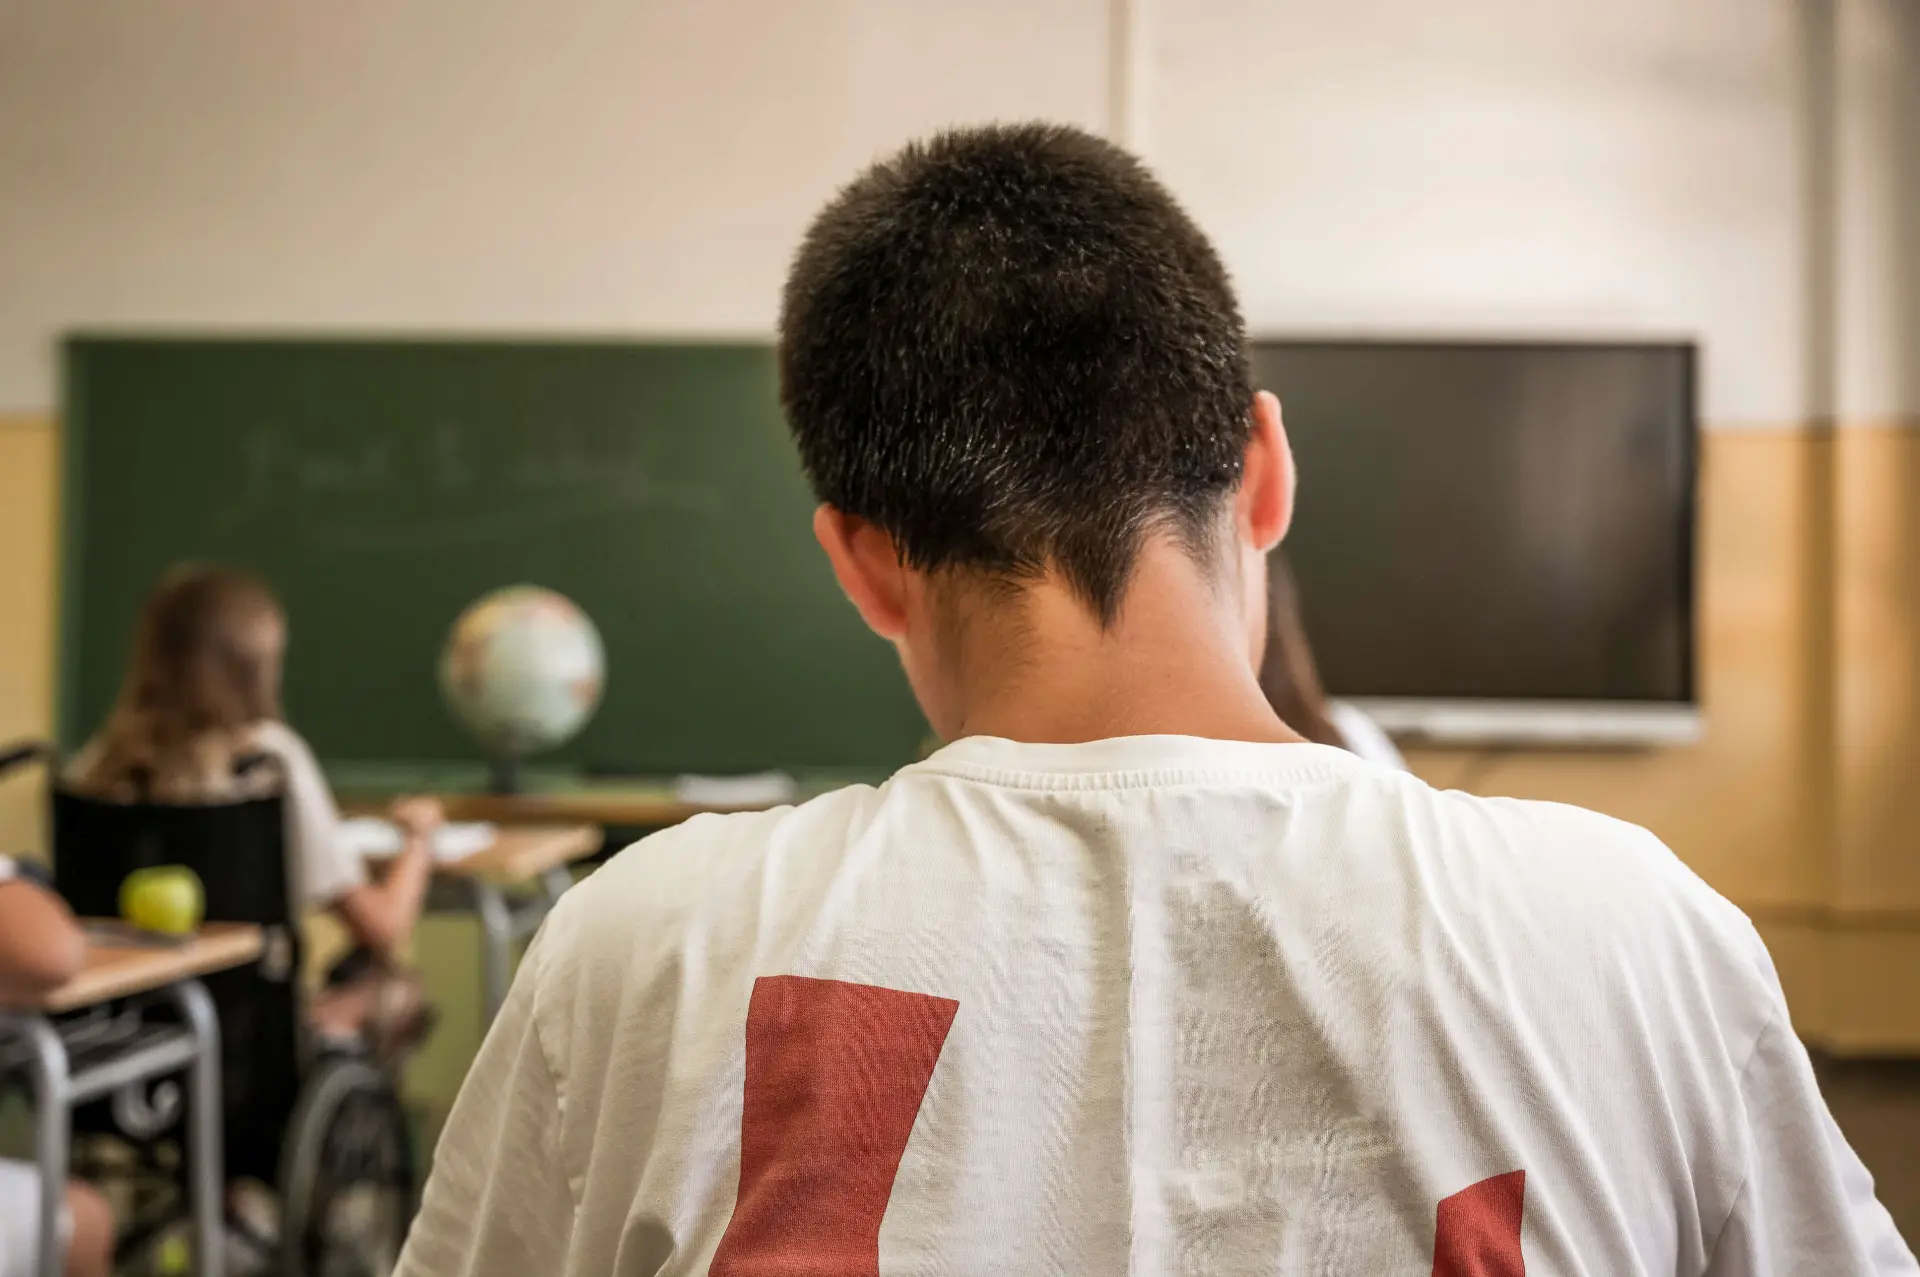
[780,122,1253,625]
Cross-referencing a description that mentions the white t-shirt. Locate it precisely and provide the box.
[399,736,1915,1277]
[67,721,366,912]
[245,720,368,910]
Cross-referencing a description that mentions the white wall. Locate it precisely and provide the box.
[0,0,1913,424]
[0,0,1109,409]
[1836,0,1920,421]
[1142,0,1815,425]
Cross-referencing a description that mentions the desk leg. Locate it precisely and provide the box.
[472,880,515,1028]
[540,865,574,907]
[167,981,226,1277]
[13,1016,70,1277]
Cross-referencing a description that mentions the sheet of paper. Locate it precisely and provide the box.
[338,817,498,863]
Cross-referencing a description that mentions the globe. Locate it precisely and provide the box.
[439,586,605,779]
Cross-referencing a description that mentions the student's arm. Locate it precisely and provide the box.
[0,856,88,1004]
[395,922,574,1277]
[260,721,437,955]
[334,799,439,955]
[1704,1010,1919,1275]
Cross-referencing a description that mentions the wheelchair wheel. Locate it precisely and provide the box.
[277,1056,415,1277]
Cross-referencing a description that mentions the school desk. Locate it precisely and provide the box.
[367,824,601,1024]
[331,762,880,830]
[0,922,262,1277]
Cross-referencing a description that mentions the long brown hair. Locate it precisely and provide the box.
[1258,553,1347,749]
[77,565,285,801]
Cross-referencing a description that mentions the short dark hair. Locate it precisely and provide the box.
[779,122,1253,623]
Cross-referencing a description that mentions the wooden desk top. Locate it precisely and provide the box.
[433,791,764,829]
[33,922,263,1015]
[333,763,882,829]
[436,824,602,883]
[345,787,788,830]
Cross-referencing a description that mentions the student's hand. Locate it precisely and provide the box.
[389,796,445,840]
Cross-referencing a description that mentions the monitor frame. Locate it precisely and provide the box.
[1250,335,1701,750]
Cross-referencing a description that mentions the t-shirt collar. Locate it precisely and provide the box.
[905,733,1368,789]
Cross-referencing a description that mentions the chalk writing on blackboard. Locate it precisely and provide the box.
[207,419,725,549]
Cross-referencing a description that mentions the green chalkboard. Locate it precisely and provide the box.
[61,337,927,773]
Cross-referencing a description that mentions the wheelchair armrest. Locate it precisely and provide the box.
[0,739,53,779]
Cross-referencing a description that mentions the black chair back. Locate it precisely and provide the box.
[53,790,291,923]
[52,786,305,1181]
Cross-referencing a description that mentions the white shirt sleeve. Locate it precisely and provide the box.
[1705,1011,1919,1275]
[248,722,367,911]
[396,922,576,1277]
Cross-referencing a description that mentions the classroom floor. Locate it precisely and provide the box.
[1817,1053,1920,1246]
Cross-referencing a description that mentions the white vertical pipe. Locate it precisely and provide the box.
[1108,0,1141,149]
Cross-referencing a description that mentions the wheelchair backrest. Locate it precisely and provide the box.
[51,785,307,1182]
[52,788,292,925]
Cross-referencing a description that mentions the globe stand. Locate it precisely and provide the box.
[487,756,522,795]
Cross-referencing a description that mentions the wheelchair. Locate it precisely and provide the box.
[0,742,416,1276]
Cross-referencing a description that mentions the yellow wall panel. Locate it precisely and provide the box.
[0,417,54,859]
[1836,427,1920,911]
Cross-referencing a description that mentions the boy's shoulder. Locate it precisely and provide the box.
[555,763,1754,946]
[522,782,885,1038]
[569,782,885,923]
[1432,786,1778,1011]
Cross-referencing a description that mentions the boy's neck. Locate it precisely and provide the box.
[943,542,1304,747]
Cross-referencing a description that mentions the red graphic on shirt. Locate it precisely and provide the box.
[1432,1169,1526,1277]
[711,975,960,1276]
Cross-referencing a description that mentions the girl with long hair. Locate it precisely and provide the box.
[68,564,440,1046]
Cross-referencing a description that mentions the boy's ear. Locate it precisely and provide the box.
[1239,390,1294,552]
[813,506,911,641]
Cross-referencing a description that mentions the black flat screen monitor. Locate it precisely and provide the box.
[1248,339,1697,745]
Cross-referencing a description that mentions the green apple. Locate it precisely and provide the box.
[119,865,205,937]
[154,1232,190,1275]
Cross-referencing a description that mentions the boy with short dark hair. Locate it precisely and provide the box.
[400,124,1915,1275]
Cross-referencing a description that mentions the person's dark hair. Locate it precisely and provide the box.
[1258,553,1347,749]
[779,122,1253,624]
